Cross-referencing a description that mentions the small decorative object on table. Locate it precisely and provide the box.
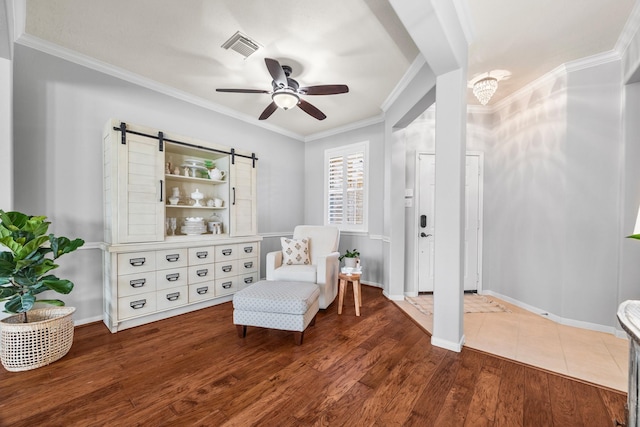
[339,248,360,269]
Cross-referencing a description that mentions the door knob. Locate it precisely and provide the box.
[420,232,432,238]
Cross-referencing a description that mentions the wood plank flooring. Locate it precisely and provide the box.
[0,285,628,426]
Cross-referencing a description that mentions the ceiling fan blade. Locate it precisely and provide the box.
[299,85,349,95]
[265,58,287,88]
[259,102,278,120]
[297,99,326,120]
[216,88,270,94]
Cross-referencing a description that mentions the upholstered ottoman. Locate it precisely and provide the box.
[233,280,320,345]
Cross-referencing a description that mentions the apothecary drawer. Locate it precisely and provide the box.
[156,286,189,311]
[117,272,157,297]
[156,248,188,269]
[156,267,188,290]
[118,292,156,319]
[188,263,215,284]
[238,242,258,259]
[239,257,258,274]
[188,282,215,303]
[238,273,259,290]
[188,246,215,265]
[117,251,156,275]
[216,277,238,296]
[215,244,238,261]
[215,260,237,278]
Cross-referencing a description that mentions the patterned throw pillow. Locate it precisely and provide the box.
[281,237,310,265]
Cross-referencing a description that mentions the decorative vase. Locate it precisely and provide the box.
[0,307,75,372]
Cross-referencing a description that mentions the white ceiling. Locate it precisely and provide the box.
[22,0,637,138]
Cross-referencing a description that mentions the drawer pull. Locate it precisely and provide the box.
[222,282,232,289]
[196,251,209,259]
[166,292,180,301]
[196,269,209,277]
[222,249,232,256]
[222,265,232,273]
[244,261,253,269]
[130,299,146,309]
[244,277,254,284]
[129,257,146,267]
[243,246,253,253]
[166,273,180,282]
[166,254,180,262]
[129,278,146,288]
[196,286,209,295]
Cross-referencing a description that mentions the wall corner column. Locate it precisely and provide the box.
[431,67,467,352]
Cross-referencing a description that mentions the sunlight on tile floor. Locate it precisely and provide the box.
[394,296,629,392]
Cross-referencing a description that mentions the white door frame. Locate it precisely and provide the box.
[413,151,484,294]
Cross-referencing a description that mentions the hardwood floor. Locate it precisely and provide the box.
[0,285,627,426]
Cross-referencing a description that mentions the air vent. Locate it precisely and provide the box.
[221,31,260,58]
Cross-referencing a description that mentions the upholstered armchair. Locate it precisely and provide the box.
[266,225,340,309]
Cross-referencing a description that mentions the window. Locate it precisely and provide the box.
[324,141,369,232]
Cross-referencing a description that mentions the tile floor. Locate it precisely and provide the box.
[394,296,629,392]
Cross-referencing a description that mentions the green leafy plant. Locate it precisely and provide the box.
[339,249,360,261]
[629,234,640,240]
[0,210,84,322]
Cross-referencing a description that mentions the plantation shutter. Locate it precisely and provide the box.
[327,148,365,228]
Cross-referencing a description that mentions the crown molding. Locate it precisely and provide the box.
[489,64,566,112]
[380,54,427,112]
[615,0,640,57]
[304,114,384,142]
[487,48,621,114]
[15,33,307,141]
[563,49,621,74]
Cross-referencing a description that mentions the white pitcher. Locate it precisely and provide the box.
[208,168,226,180]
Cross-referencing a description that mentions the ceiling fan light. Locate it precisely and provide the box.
[472,77,498,105]
[272,91,299,110]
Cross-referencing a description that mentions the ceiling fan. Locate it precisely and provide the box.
[216,58,349,121]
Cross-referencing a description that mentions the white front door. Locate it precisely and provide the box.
[417,153,482,292]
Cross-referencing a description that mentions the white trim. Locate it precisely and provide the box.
[10,0,25,47]
[15,34,307,141]
[431,334,465,353]
[305,115,384,142]
[414,151,484,294]
[380,54,427,112]
[485,49,621,113]
[563,50,621,74]
[490,64,567,112]
[615,0,640,58]
[383,290,405,301]
[259,231,293,238]
[482,290,621,336]
[323,141,370,233]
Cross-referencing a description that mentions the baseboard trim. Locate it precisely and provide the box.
[431,334,465,353]
[482,290,623,337]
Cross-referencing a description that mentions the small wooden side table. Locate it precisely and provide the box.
[338,272,362,316]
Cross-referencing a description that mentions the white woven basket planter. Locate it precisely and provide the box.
[0,307,75,372]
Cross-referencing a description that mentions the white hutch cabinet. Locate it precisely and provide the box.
[102,120,261,332]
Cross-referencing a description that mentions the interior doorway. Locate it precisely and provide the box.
[416,152,483,292]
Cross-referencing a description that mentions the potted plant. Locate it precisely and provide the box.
[0,210,84,371]
[339,249,360,268]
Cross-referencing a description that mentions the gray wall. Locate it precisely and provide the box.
[403,58,633,332]
[10,42,640,333]
[303,122,386,287]
[12,45,304,324]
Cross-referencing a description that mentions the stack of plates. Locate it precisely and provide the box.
[181,218,206,235]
